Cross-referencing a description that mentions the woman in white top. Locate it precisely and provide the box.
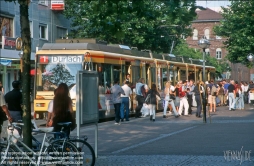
[46,89,56,127]
[236,82,244,110]
[243,82,249,104]
[163,81,179,118]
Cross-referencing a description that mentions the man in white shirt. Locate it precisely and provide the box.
[178,80,189,116]
[242,82,248,104]
[135,78,145,118]
[120,81,132,121]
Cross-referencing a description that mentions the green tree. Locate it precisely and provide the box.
[42,63,75,86]
[173,39,202,59]
[172,39,229,78]
[4,0,32,148]
[213,1,254,67]
[64,0,201,53]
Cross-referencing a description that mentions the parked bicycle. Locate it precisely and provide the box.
[0,121,95,166]
[0,122,81,166]
[47,122,95,166]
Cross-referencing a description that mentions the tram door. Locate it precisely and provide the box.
[140,63,149,85]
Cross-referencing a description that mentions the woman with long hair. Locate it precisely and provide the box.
[236,83,244,110]
[146,84,160,122]
[217,83,224,107]
[163,81,179,118]
[52,83,75,134]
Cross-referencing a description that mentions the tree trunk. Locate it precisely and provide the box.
[19,0,32,148]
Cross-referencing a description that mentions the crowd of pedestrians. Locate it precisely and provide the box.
[109,74,254,125]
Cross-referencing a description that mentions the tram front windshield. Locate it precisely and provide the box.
[35,54,83,98]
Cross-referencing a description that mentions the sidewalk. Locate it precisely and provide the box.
[82,104,254,166]
[3,104,254,165]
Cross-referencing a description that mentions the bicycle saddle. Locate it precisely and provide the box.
[57,122,72,126]
[38,127,54,133]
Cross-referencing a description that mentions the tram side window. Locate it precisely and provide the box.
[100,64,122,93]
[150,67,156,85]
[101,64,112,93]
[131,66,141,85]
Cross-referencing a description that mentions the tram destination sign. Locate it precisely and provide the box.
[51,55,83,63]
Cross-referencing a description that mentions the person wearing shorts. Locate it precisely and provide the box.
[207,79,218,112]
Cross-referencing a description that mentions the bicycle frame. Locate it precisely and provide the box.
[1,123,66,166]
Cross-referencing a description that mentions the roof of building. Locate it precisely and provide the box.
[194,8,223,22]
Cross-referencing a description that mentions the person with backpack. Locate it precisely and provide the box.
[217,83,224,107]
[146,84,161,122]
[207,79,218,112]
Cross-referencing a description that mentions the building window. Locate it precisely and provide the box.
[38,0,48,6]
[216,48,222,59]
[30,21,33,38]
[205,48,210,56]
[39,24,48,40]
[57,27,68,39]
[204,29,210,39]
[0,16,14,37]
[193,29,198,40]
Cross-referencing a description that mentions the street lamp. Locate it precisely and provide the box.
[247,53,254,82]
[198,36,210,123]
[247,53,254,62]
[159,24,183,55]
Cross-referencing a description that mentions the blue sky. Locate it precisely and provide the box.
[196,0,231,7]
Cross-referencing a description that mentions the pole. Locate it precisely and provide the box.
[202,48,207,123]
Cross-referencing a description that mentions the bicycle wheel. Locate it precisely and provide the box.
[42,139,81,166]
[70,139,95,166]
[0,144,20,166]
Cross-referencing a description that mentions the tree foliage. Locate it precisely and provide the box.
[64,0,203,53]
[213,1,254,67]
[173,39,202,59]
[42,63,75,86]
[172,39,228,77]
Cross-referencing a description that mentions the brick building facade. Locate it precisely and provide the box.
[186,8,250,82]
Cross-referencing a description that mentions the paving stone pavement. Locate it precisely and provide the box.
[95,155,254,166]
[2,104,254,166]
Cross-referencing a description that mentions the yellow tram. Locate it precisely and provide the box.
[33,42,215,119]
